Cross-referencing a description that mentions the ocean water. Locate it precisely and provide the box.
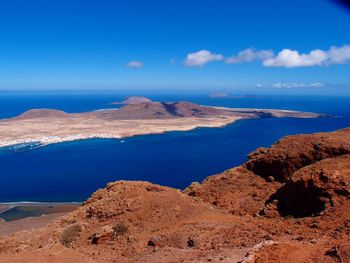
[1,92,350,202]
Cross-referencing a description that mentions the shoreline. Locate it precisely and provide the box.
[0,103,327,149]
[0,203,80,216]
[0,115,241,149]
[0,202,81,235]
[0,201,82,206]
[0,202,81,225]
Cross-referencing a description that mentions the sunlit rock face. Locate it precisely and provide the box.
[0,128,349,262]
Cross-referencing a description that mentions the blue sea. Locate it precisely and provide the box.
[1,91,350,202]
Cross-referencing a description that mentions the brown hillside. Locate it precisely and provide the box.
[0,128,349,262]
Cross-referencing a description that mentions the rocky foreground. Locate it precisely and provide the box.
[0,128,349,262]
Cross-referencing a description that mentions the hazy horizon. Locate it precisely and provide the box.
[2,84,350,97]
[1,0,350,94]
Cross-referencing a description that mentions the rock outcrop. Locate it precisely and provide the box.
[261,154,350,218]
[246,128,350,182]
[0,128,349,262]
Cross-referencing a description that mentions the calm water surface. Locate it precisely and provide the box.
[1,92,349,202]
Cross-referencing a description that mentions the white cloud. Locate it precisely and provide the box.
[126,60,144,68]
[263,49,328,68]
[270,82,324,89]
[183,44,350,68]
[184,50,223,66]
[309,82,324,87]
[272,82,304,88]
[263,45,350,68]
[226,48,274,64]
[327,45,350,64]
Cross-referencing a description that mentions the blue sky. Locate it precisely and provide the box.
[0,0,350,92]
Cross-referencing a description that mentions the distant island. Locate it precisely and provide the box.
[0,97,325,149]
[208,92,257,98]
[208,92,229,98]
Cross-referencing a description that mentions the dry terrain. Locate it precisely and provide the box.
[0,127,349,262]
[0,98,323,148]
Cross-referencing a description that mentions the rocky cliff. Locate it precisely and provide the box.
[0,128,349,263]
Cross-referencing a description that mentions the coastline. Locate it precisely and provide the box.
[0,202,81,235]
[0,103,327,149]
[0,202,81,223]
[0,201,82,206]
[210,106,324,117]
[0,212,72,236]
[0,115,240,149]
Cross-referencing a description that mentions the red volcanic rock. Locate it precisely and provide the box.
[262,155,350,218]
[246,128,350,182]
[183,167,280,216]
[245,241,350,263]
[1,128,350,262]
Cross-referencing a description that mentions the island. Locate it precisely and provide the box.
[0,97,325,149]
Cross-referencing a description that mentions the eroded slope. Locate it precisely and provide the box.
[0,128,349,262]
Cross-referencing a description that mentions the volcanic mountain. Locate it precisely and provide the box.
[0,97,323,148]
